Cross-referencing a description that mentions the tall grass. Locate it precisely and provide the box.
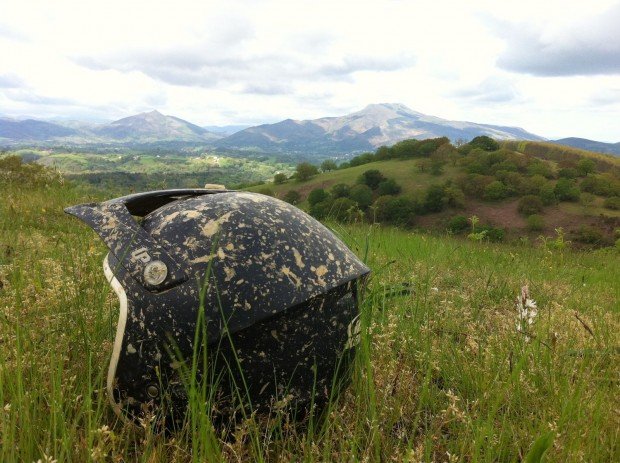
[0,177,618,462]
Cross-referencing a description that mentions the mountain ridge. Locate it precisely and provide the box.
[3,104,617,157]
[552,137,620,156]
[216,103,546,154]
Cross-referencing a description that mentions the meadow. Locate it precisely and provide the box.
[0,167,618,462]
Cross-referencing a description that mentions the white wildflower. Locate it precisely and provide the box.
[515,285,538,341]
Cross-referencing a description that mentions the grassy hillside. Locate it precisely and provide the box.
[250,139,620,247]
[2,147,295,192]
[0,163,618,461]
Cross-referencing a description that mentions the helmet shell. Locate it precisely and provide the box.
[69,191,370,425]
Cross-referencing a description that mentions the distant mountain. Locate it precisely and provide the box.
[0,118,78,141]
[202,124,251,136]
[94,110,221,142]
[0,104,546,152]
[216,103,545,154]
[552,137,620,156]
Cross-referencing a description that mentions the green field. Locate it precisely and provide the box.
[0,165,618,462]
[251,158,461,204]
[5,148,295,191]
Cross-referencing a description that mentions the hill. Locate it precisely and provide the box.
[0,160,618,461]
[0,111,223,145]
[0,117,78,141]
[250,138,620,247]
[218,103,545,155]
[552,137,620,156]
[94,110,222,143]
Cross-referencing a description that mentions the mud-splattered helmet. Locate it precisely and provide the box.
[65,189,370,426]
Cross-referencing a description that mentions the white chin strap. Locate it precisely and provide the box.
[103,255,128,420]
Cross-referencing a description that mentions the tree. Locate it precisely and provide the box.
[349,184,373,209]
[377,178,402,196]
[424,184,446,213]
[331,183,350,198]
[273,173,287,184]
[320,159,337,172]
[468,135,500,152]
[576,158,596,177]
[295,162,319,181]
[283,190,301,204]
[308,188,329,206]
[416,158,431,172]
[358,169,386,190]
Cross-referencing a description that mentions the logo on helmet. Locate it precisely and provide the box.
[131,247,152,263]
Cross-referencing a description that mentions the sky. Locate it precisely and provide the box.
[1,0,619,141]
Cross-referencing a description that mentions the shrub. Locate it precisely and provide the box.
[518,195,544,216]
[558,168,578,179]
[554,178,580,201]
[282,190,301,205]
[521,174,547,195]
[484,181,510,201]
[527,160,554,179]
[358,169,386,189]
[495,171,524,192]
[444,186,466,208]
[580,175,619,197]
[573,225,604,244]
[457,173,494,198]
[273,173,287,184]
[295,162,319,181]
[580,192,596,207]
[257,186,274,196]
[603,196,620,210]
[377,178,402,196]
[349,184,373,209]
[328,197,357,221]
[526,214,545,231]
[424,184,446,213]
[309,199,333,220]
[373,196,415,225]
[447,215,469,233]
[430,158,444,175]
[539,183,557,205]
[0,155,62,187]
[308,188,329,207]
[331,183,350,198]
[481,226,505,242]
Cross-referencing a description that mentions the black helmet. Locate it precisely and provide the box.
[65,189,370,426]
